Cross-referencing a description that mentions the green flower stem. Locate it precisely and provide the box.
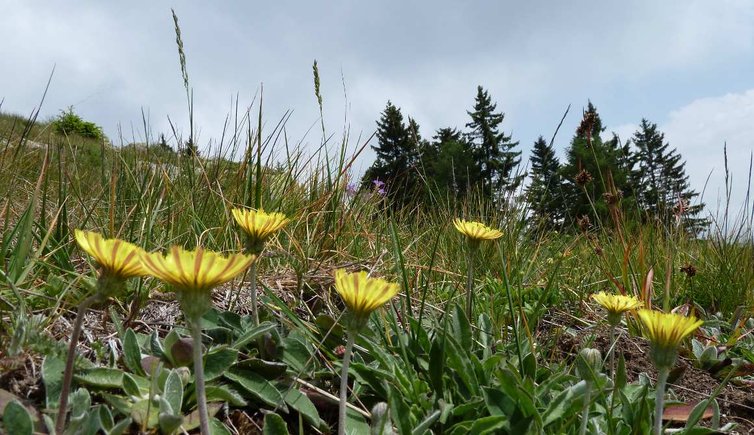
[338,331,356,435]
[465,243,477,320]
[653,367,669,435]
[55,293,102,434]
[579,381,592,435]
[609,324,616,379]
[250,261,259,327]
[190,318,211,435]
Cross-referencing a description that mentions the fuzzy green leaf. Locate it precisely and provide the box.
[225,370,285,409]
[75,368,124,389]
[2,400,33,435]
[450,304,472,352]
[233,321,277,349]
[284,387,326,430]
[205,385,247,407]
[42,355,65,410]
[204,347,238,381]
[123,328,145,376]
[163,370,183,414]
[263,412,290,435]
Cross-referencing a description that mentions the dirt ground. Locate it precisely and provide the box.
[3,286,754,434]
[544,307,754,434]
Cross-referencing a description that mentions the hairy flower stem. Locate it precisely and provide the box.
[465,244,477,320]
[338,332,356,435]
[250,261,259,327]
[56,293,101,433]
[190,319,211,435]
[653,367,669,435]
[609,325,616,379]
[580,382,592,435]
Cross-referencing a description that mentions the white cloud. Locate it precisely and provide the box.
[604,91,754,220]
[1,1,753,219]
[663,90,754,218]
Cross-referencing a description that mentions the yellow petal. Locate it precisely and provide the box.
[453,218,503,241]
[141,246,255,295]
[74,229,146,279]
[637,309,703,349]
[592,292,643,315]
[232,208,290,242]
[333,269,400,318]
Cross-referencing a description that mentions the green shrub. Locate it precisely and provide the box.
[51,107,105,140]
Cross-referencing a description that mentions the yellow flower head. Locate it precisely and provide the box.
[74,229,147,280]
[141,246,255,294]
[592,292,643,325]
[638,309,703,369]
[231,208,290,253]
[334,269,400,326]
[453,219,503,241]
[141,247,256,320]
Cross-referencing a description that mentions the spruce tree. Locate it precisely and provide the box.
[465,86,522,201]
[422,127,479,199]
[560,102,630,229]
[362,101,420,208]
[526,136,563,229]
[631,119,706,232]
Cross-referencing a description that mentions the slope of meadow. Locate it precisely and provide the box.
[0,103,753,434]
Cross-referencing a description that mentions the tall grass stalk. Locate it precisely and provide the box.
[498,243,524,374]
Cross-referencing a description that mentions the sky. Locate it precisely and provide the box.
[1,1,753,221]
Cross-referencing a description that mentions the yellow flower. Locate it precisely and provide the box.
[141,246,255,294]
[141,247,256,319]
[638,309,703,369]
[74,229,147,280]
[334,269,400,326]
[231,208,290,253]
[453,218,503,241]
[592,292,643,325]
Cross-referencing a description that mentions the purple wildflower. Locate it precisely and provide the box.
[346,182,357,196]
[372,179,386,196]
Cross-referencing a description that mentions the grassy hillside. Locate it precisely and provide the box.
[0,106,753,434]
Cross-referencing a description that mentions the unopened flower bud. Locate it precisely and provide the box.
[575,348,603,382]
[170,338,195,367]
[175,366,191,385]
[370,402,393,435]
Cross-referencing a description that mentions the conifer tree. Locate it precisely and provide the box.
[465,86,522,201]
[526,136,563,229]
[631,119,706,231]
[407,117,424,149]
[560,102,630,229]
[422,127,479,199]
[362,101,420,208]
